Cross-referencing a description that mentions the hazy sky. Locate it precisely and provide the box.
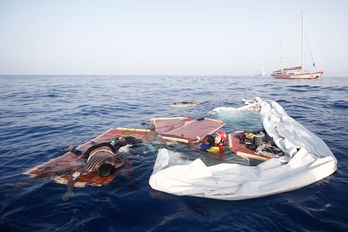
[0,0,347,76]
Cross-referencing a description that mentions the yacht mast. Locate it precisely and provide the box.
[301,11,304,71]
[280,39,283,71]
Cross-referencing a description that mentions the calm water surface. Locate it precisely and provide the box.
[0,75,347,231]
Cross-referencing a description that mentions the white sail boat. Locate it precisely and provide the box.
[271,12,324,79]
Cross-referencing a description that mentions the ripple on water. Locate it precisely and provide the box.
[0,75,347,231]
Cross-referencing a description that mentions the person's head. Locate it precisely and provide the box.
[202,135,214,146]
[215,130,227,144]
[96,157,124,177]
[98,163,115,177]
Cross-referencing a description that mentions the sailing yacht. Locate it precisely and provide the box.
[271,12,324,79]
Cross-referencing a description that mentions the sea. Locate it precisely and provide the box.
[0,75,347,232]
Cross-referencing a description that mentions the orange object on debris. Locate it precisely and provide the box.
[228,131,271,161]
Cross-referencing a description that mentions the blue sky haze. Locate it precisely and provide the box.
[0,0,347,75]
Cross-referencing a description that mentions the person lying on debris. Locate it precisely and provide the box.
[188,130,227,153]
[63,136,142,201]
[68,136,142,178]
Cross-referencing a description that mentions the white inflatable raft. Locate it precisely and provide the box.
[149,98,337,200]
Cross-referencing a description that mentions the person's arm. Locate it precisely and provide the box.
[188,136,201,149]
[67,145,82,155]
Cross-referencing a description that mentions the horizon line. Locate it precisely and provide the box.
[0,74,346,77]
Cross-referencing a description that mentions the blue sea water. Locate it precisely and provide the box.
[0,75,347,232]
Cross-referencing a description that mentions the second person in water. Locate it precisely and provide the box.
[190,130,227,153]
[206,130,227,153]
